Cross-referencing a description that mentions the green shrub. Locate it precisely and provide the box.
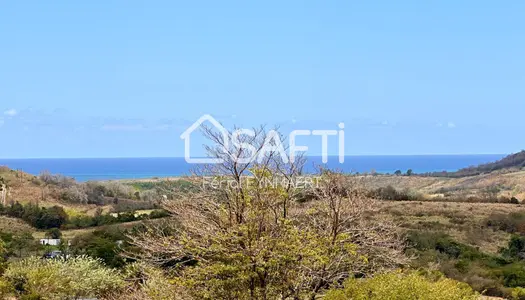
[0,278,13,299]
[512,287,525,299]
[0,203,68,229]
[46,228,62,239]
[406,231,483,260]
[105,262,183,299]
[324,271,477,300]
[405,229,525,298]
[500,263,525,287]
[501,235,525,259]
[3,256,124,299]
[71,229,130,268]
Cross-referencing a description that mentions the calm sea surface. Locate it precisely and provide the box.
[0,155,506,182]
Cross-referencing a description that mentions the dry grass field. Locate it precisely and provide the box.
[365,170,525,200]
[377,201,525,254]
[0,216,35,235]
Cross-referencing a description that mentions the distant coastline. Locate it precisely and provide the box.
[0,155,506,182]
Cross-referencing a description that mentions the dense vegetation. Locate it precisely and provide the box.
[374,201,525,298]
[406,230,525,296]
[0,253,479,300]
[0,256,124,299]
[0,202,68,229]
[0,172,493,300]
[0,202,168,230]
[65,208,169,229]
[70,227,134,268]
[3,144,525,298]
[324,271,478,300]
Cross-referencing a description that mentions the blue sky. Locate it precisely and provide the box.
[1,1,524,158]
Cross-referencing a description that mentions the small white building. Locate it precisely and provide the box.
[40,238,61,246]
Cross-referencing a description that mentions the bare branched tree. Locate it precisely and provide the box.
[127,125,407,299]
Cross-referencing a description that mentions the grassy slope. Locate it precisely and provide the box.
[0,216,35,235]
[0,167,161,240]
[0,167,115,215]
[378,201,524,254]
[364,170,525,200]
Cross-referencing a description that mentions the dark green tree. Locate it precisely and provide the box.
[71,229,127,268]
[46,228,62,239]
[36,206,68,229]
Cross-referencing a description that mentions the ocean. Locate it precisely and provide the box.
[0,155,506,182]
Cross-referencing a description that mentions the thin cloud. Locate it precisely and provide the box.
[101,123,173,131]
[447,122,456,128]
[152,124,172,131]
[4,109,17,116]
[101,124,145,131]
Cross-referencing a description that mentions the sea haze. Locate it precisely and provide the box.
[0,155,506,182]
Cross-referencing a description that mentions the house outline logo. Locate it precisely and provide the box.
[180,114,229,164]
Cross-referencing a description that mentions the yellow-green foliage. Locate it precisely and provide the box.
[64,207,85,218]
[176,219,357,299]
[512,287,525,300]
[122,262,182,300]
[0,278,13,299]
[171,171,365,299]
[324,271,478,300]
[131,169,406,299]
[2,256,124,300]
